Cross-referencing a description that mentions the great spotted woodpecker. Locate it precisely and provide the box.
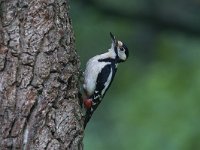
[83,32,129,128]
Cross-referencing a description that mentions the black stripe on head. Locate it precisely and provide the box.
[123,43,129,59]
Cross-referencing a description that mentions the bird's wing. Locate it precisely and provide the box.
[84,64,116,128]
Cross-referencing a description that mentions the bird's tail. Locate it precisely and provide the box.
[84,109,92,128]
[84,96,103,128]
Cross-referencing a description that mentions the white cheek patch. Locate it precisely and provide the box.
[118,50,127,60]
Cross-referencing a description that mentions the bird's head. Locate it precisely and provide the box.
[110,32,129,62]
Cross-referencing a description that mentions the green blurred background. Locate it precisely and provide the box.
[71,0,200,149]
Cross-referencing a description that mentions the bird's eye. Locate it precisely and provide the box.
[120,47,124,51]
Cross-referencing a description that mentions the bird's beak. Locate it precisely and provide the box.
[110,32,117,46]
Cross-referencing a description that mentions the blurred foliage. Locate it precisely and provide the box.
[71,0,200,149]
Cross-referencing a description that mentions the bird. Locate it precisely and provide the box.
[83,32,129,128]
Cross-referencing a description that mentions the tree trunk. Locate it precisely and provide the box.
[0,0,83,149]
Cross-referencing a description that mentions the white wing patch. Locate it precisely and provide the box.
[84,56,110,96]
[101,67,113,96]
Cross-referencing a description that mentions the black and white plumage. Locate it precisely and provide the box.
[83,32,129,128]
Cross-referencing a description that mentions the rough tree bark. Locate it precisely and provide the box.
[0,0,83,149]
